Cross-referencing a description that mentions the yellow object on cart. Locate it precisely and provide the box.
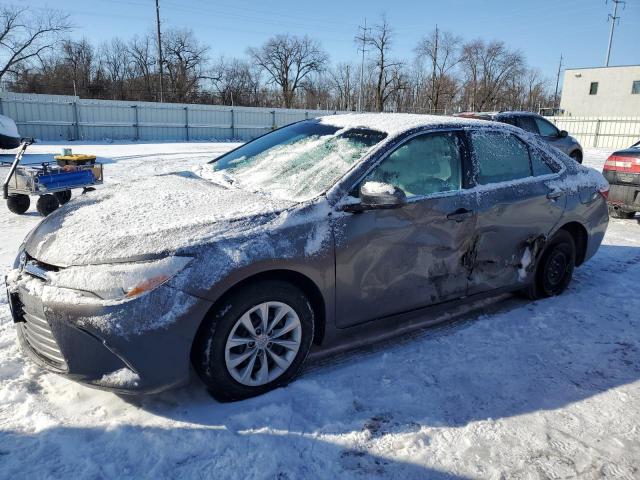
[55,154,97,164]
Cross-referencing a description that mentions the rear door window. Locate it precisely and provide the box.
[470,131,532,185]
[530,148,556,176]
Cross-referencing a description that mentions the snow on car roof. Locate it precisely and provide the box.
[318,113,496,137]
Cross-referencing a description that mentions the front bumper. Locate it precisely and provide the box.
[7,267,212,394]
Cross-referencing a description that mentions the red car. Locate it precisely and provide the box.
[603,140,640,218]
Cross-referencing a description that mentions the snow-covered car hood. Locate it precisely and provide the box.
[24,172,295,267]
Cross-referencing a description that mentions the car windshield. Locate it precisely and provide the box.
[205,120,387,202]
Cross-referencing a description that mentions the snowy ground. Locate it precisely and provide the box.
[1,143,639,479]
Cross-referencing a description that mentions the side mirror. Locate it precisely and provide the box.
[558,130,568,138]
[360,181,407,209]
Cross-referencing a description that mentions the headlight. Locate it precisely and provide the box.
[48,256,192,300]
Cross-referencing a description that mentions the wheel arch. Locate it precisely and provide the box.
[193,269,327,351]
[558,221,588,266]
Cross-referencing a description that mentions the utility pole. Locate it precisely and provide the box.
[356,19,370,112]
[554,53,563,110]
[345,64,350,111]
[605,0,625,66]
[155,0,164,102]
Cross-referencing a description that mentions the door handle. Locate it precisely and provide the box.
[546,191,564,200]
[446,209,474,222]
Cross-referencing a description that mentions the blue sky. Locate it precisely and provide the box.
[26,0,639,85]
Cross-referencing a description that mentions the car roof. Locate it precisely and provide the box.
[317,113,503,137]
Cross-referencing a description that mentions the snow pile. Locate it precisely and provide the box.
[361,181,396,195]
[95,368,140,388]
[518,247,532,281]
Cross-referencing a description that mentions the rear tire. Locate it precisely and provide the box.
[36,194,60,216]
[608,205,635,219]
[525,230,576,300]
[569,151,583,164]
[54,190,72,204]
[192,280,314,402]
[6,194,30,214]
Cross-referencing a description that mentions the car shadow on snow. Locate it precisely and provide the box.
[0,425,463,479]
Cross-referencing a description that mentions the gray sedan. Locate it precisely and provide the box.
[458,111,584,163]
[5,114,609,401]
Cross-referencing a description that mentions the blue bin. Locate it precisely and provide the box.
[36,170,95,190]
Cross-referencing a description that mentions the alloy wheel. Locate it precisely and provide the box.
[224,301,302,387]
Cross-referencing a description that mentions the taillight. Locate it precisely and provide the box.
[603,155,640,173]
[598,184,609,200]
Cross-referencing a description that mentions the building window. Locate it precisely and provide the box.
[632,81,640,95]
[589,82,598,95]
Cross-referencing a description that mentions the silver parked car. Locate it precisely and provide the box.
[458,111,584,163]
[6,114,609,401]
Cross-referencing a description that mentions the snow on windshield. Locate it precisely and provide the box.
[221,135,373,201]
[205,123,386,202]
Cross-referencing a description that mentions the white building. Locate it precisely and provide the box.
[560,65,640,117]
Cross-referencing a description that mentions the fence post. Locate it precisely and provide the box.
[0,97,4,115]
[230,108,235,139]
[305,111,309,120]
[271,110,276,130]
[184,106,189,141]
[71,100,80,141]
[132,105,139,141]
[593,119,601,148]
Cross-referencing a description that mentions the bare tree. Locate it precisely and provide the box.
[100,38,131,100]
[359,15,405,112]
[128,34,156,100]
[162,28,209,103]
[329,62,355,111]
[459,39,524,111]
[0,5,71,83]
[248,34,328,108]
[62,39,94,96]
[415,27,461,113]
[210,57,262,106]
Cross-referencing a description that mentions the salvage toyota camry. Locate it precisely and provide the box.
[5,114,609,401]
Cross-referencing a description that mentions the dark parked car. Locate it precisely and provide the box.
[457,111,584,163]
[602,140,640,218]
[6,114,609,401]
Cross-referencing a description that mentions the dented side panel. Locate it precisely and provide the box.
[468,180,566,293]
[334,191,477,328]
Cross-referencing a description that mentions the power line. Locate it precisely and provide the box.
[605,0,626,66]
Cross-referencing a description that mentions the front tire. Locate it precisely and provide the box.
[192,280,314,401]
[525,230,576,299]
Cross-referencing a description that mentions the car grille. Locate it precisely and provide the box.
[10,259,67,371]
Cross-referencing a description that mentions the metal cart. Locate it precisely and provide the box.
[1,139,103,216]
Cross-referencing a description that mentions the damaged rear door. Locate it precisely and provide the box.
[466,129,566,293]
